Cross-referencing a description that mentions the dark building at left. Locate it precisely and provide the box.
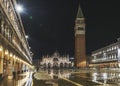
[0,0,33,79]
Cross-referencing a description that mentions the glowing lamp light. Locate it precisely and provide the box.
[119,63,120,67]
[25,35,29,39]
[10,53,13,57]
[5,50,8,55]
[13,55,15,59]
[15,4,24,13]
[0,47,2,51]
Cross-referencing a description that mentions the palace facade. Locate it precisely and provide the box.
[90,38,120,68]
[40,51,73,68]
[0,0,33,79]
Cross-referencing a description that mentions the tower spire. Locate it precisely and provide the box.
[76,5,84,18]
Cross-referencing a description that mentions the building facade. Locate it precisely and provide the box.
[90,38,120,68]
[40,51,73,68]
[0,0,33,79]
[74,5,86,68]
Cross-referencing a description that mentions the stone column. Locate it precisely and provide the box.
[19,62,22,74]
[0,47,4,79]
[16,61,19,74]
[21,63,23,73]
[0,58,3,78]
[7,54,13,79]
[25,64,27,72]
[18,62,21,74]
[12,59,16,79]
[14,61,18,78]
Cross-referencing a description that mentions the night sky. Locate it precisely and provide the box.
[19,0,120,59]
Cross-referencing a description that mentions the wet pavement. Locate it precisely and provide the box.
[0,72,33,86]
[32,68,120,86]
[1,68,120,86]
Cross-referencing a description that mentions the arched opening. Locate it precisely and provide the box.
[48,63,51,69]
[0,46,3,78]
[53,58,59,61]
[60,63,63,68]
[4,49,9,76]
[53,58,59,69]
[43,63,47,69]
[64,63,68,68]
[53,62,58,69]
[69,63,72,68]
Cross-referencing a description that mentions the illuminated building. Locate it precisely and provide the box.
[90,38,120,68]
[40,51,73,68]
[74,5,86,68]
[0,0,33,79]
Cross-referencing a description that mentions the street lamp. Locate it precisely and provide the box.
[25,35,29,39]
[15,4,24,13]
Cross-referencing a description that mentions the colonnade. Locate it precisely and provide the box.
[90,62,120,68]
[0,45,30,79]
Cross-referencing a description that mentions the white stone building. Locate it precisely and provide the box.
[90,38,120,68]
[40,51,73,68]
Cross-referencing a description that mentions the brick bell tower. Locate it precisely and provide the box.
[74,5,86,68]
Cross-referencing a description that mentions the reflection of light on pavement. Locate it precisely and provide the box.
[119,74,120,77]
[47,70,70,79]
[92,73,97,81]
[34,72,51,80]
[102,73,107,80]
[92,73,98,76]
[18,72,29,86]
[49,72,54,78]
[25,72,33,86]
[18,72,33,86]
[61,73,70,79]
[60,77,82,86]
[91,72,108,85]
[92,75,97,81]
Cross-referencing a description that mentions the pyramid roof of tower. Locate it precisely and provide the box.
[77,5,84,18]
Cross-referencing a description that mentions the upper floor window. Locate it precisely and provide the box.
[78,27,84,30]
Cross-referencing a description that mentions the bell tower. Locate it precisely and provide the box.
[74,5,86,68]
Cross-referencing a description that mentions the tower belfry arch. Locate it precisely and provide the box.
[74,4,86,68]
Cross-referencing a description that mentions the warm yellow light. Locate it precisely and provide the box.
[10,53,13,57]
[13,55,15,59]
[0,47,3,51]
[118,63,120,67]
[5,50,8,55]
[18,58,20,61]
[16,57,18,60]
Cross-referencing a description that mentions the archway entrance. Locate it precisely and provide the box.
[48,63,51,69]
[60,63,64,68]
[53,58,59,69]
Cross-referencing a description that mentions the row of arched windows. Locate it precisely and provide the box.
[2,0,14,21]
[93,53,118,63]
[1,0,32,63]
[0,11,13,42]
[2,0,22,38]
